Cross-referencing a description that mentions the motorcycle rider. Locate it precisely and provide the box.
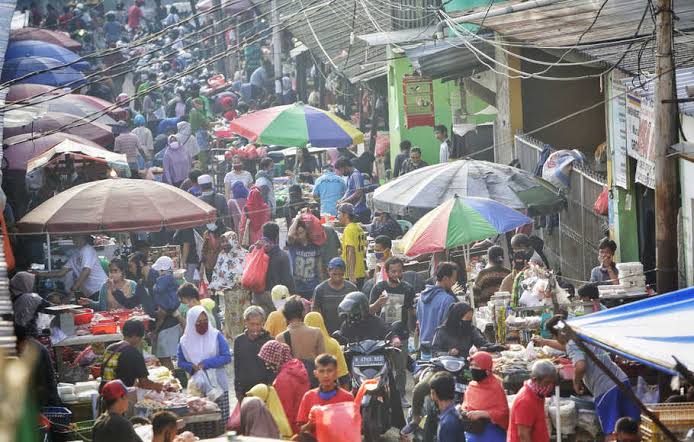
[337,292,407,431]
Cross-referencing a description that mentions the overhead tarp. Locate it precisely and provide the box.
[402,37,493,81]
[567,287,694,375]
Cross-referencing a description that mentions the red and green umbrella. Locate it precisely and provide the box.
[228,102,364,147]
[400,196,532,256]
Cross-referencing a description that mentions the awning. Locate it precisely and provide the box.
[358,25,437,46]
[402,37,493,81]
[567,287,694,375]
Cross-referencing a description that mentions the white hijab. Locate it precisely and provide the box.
[180,305,219,365]
[177,120,199,159]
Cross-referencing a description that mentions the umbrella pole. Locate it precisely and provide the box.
[46,233,52,271]
[561,323,679,442]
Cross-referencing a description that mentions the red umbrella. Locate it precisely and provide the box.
[3,132,101,171]
[10,28,81,51]
[5,84,59,102]
[6,86,127,121]
[69,94,128,121]
[17,179,217,233]
[4,110,114,147]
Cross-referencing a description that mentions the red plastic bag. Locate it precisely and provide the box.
[241,245,269,293]
[300,213,327,246]
[226,402,241,431]
[593,187,609,216]
[313,401,361,442]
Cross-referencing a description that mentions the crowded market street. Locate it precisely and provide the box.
[1,0,694,441]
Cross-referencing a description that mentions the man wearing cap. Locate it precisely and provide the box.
[197,174,230,229]
[114,121,145,172]
[312,164,346,216]
[338,203,367,288]
[93,380,143,442]
[224,155,254,199]
[312,257,358,333]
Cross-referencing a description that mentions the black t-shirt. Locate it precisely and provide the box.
[369,280,415,328]
[312,280,359,333]
[173,228,199,264]
[93,412,143,442]
[109,343,148,387]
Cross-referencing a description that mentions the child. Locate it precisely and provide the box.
[612,417,641,442]
[294,354,354,439]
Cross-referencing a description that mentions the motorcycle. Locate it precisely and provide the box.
[336,334,400,442]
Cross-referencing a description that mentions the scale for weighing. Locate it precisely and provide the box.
[44,305,84,337]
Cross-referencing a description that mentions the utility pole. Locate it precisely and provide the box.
[212,0,227,76]
[272,0,283,95]
[654,0,679,294]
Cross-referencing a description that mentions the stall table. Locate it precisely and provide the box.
[53,333,122,380]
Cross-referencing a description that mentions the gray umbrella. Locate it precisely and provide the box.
[373,160,566,220]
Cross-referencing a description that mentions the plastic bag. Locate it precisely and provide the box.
[187,370,223,401]
[226,402,241,431]
[593,187,609,216]
[314,401,362,442]
[635,376,659,404]
[300,212,327,246]
[241,245,269,293]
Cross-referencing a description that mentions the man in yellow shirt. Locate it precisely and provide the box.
[338,204,367,288]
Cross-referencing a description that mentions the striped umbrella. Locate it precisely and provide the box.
[400,196,532,256]
[228,102,363,147]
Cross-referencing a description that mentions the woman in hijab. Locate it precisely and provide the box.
[239,396,281,439]
[209,231,249,339]
[176,118,200,161]
[239,186,270,247]
[432,302,492,357]
[304,312,349,386]
[246,383,293,439]
[10,272,50,336]
[227,181,249,237]
[177,306,232,423]
[461,351,509,442]
[162,134,191,187]
[258,340,310,434]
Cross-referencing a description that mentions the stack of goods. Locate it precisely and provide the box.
[57,381,100,404]
[88,309,151,336]
[135,389,218,418]
[598,262,646,298]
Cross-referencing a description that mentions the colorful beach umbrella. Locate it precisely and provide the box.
[374,160,566,220]
[400,196,532,257]
[229,102,364,147]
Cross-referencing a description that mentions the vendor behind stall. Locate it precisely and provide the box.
[101,319,164,391]
[79,258,138,311]
[293,146,319,184]
[590,237,619,285]
[42,235,108,299]
[93,380,143,442]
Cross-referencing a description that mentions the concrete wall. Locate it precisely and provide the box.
[519,48,605,158]
[679,114,694,287]
[386,50,457,166]
[494,35,523,165]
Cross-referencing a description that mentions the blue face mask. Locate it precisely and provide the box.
[374,252,384,261]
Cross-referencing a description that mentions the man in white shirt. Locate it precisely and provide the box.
[44,235,108,298]
[435,125,451,164]
[224,156,254,199]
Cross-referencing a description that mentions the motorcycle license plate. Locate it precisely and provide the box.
[455,383,466,394]
[353,355,386,366]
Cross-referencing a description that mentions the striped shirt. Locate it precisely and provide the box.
[114,132,141,165]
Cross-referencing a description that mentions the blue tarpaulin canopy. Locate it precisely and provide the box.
[567,287,694,375]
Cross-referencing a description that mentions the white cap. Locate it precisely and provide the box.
[197,174,213,185]
[152,256,174,272]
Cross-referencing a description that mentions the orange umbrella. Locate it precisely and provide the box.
[18,179,217,234]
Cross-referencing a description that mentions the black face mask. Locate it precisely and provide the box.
[470,368,488,382]
[460,319,473,332]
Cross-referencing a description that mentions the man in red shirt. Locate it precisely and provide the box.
[295,353,354,439]
[127,0,145,31]
[508,360,557,442]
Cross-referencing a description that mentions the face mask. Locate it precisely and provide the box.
[233,165,242,171]
[206,223,218,231]
[529,379,555,397]
[460,319,473,331]
[170,141,180,149]
[195,320,209,335]
[374,252,384,261]
[470,368,488,382]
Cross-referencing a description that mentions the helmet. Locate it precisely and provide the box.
[161,61,171,72]
[338,292,369,326]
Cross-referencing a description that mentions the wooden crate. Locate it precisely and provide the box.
[641,402,694,442]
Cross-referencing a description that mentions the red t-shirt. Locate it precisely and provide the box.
[127,5,143,29]
[508,385,549,442]
[296,387,354,426]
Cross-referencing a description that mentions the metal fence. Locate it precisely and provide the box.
[514,134,607,284]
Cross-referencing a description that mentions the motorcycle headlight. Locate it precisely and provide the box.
[442,359,465,372]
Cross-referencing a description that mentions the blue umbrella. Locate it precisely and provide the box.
[1,57,86,87]
[6,40,91,71]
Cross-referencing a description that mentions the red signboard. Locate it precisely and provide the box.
[403,75,435,128]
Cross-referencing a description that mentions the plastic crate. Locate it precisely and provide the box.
[186,419,225,438]
[65,420,95,441]
[40,407,72,432]
[641,402,694,442]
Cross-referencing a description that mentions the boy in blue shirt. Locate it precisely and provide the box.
[431,372,466,442]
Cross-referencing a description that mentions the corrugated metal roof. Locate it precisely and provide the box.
[358,24,437,46]
[451,0,694,48]
[402,36,493,80]
[627,67,694,117]
[258,0,438,83]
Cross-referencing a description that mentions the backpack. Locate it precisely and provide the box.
[283,330,319,388]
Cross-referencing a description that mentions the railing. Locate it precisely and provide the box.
[514,133,607,284]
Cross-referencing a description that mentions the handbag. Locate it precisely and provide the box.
[198,264,209,298]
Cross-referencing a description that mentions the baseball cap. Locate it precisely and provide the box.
[197,174,213,185]
[101,380,127,401]
[338,203,354,215]
[328,257,346,270]
[152,256,174,272]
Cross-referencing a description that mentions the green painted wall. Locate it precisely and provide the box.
[387,51,456,166]
[465,93,497,125]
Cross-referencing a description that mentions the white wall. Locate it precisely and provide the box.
[680,157,694,287]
